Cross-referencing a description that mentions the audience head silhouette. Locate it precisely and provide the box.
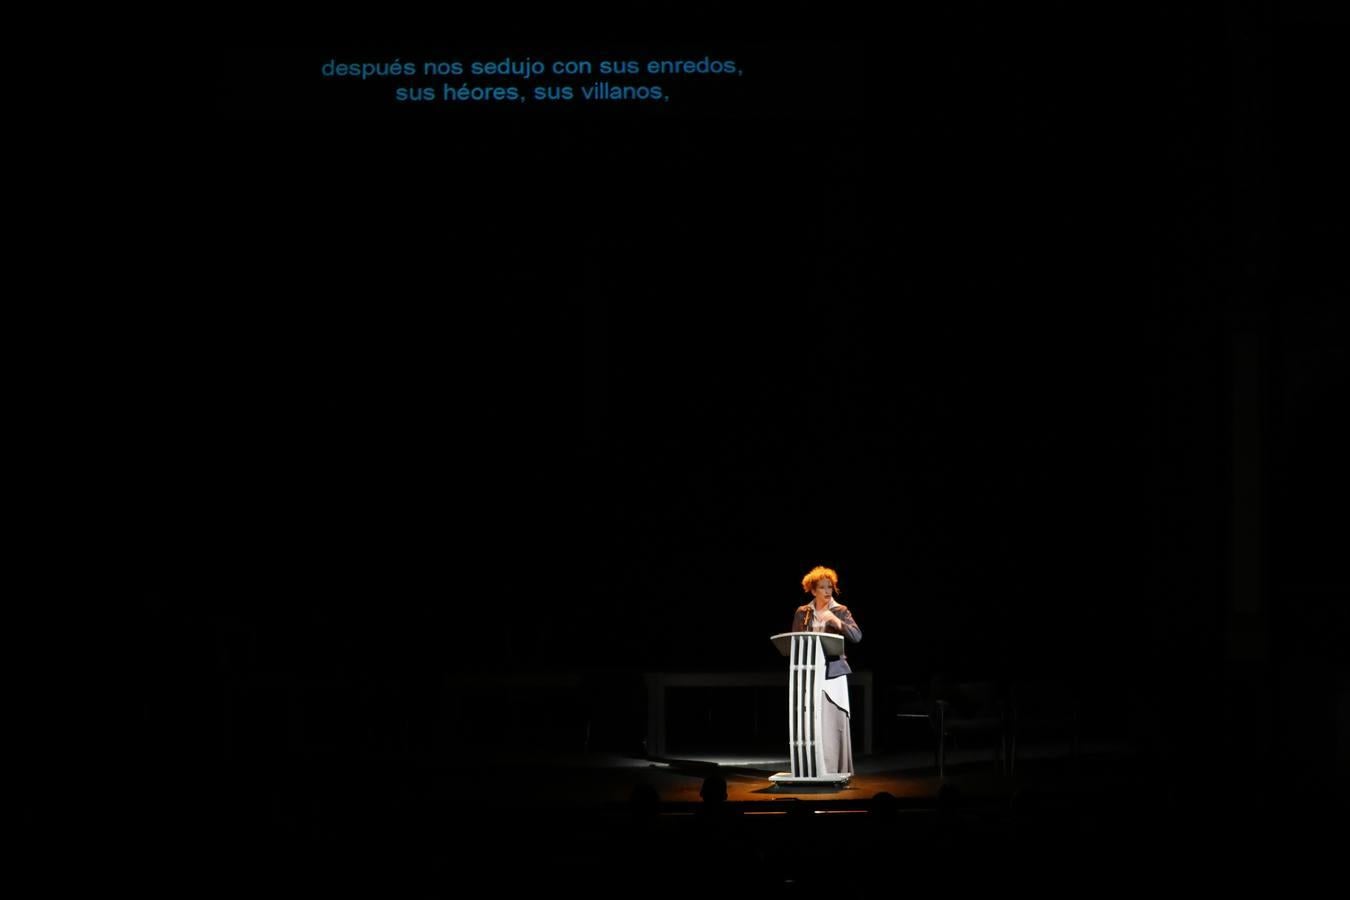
[700,773,728,804]
[628,782,659,822]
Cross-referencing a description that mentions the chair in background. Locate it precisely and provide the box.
[889,683,937,768]
[931,678,1010,777]
[1009,680,1080,773]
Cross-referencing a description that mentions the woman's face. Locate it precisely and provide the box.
[811,580,834,603]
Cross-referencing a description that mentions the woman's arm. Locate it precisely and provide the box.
[834,606,862,643]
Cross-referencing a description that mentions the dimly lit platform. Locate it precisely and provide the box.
[194,735,1339,895]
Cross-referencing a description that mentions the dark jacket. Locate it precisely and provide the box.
[791,603,862,678]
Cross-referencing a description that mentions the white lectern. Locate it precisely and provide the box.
[768,632,851,784]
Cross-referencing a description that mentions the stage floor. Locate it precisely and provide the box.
[466,740,1138,810]
[201,739,1338,893]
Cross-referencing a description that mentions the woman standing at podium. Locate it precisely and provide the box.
[792,565,863,775]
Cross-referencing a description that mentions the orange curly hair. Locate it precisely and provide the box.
[800,566,841,594]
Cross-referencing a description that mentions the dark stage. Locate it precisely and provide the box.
[187,734,1338,892]
[157,2,1347,892]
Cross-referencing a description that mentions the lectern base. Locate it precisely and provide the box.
[768,772,851,785]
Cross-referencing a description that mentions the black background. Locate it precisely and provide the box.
[153,2,1346,854]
